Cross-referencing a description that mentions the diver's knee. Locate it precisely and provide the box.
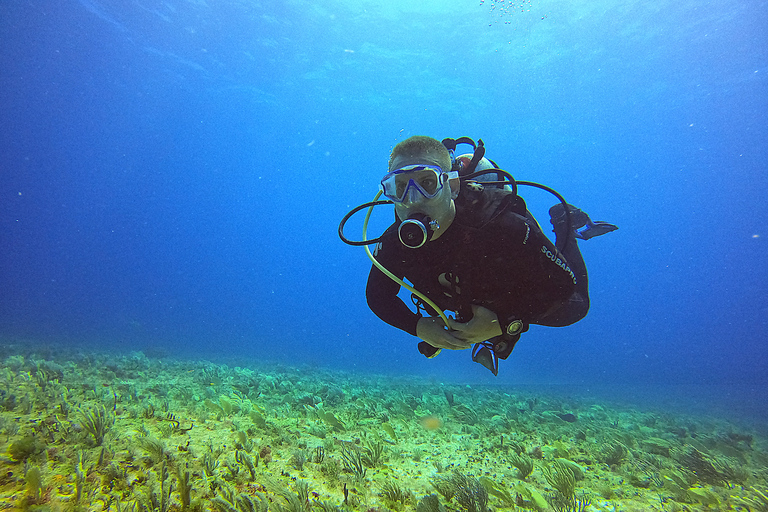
[539,294,589,327]
[572,295,590,323]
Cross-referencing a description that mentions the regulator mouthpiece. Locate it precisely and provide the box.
[398,213,437,249]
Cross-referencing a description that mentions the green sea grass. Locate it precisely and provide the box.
[340,441,367,479]
[509,452,534,479]
[541,459,576,500]
[79,404,115,446]
[416,494,446,512]
[432,471,488,512]
[0,347,765,511]
[24,465,43,504]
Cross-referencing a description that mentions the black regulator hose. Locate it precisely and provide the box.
[338,200,392,246]
[517,181,572,253]
[339,170,572,252]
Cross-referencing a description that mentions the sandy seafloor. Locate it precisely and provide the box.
[1,343,766,512]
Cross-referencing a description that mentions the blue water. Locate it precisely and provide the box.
[1,0,766,421]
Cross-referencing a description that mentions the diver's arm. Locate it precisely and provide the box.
[365,264,420,336]
[366,263,470,350]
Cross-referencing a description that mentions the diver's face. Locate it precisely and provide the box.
[389,153,456,235]
[392,173,452,220]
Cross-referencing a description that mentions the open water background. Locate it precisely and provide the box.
[1,0,766,422]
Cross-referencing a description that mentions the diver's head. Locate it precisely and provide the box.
[388,135,452,175]
[382,136,457,244]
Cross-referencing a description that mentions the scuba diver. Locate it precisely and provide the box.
[339,135,617,375]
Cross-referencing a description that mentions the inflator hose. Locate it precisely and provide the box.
[360,191,451,327]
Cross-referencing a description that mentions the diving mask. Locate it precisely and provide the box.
[380,165,455,204]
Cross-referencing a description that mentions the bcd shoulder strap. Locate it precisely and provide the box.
[457,183,528,229]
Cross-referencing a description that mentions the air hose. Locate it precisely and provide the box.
[360,191,451,327]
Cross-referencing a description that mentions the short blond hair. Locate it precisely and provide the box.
[389,136,451,173]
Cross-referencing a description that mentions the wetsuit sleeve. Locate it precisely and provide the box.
[365,245,421,336]
[493,212,577,324]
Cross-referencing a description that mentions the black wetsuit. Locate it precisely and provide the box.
[366,183,590,346]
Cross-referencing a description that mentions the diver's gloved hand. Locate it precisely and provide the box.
[416,316,471,351]
[446,305,504,344]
